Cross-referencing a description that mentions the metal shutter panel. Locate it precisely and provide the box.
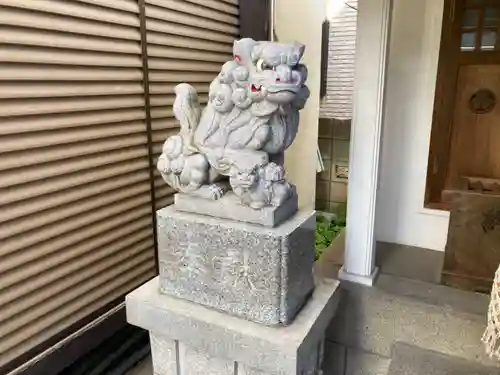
[320,0,358,120]
[0,0,156,369]
[143,0,239,210]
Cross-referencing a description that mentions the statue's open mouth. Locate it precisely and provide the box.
[251,83,300,95]
[251,84,262,92]
[267,84,300,94]
[268,88,298,94]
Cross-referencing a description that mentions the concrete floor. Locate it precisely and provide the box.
[376,241,444,284]
[316,236,445,284]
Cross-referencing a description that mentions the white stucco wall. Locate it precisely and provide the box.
[277,0,326,210]
[375,0,450,251]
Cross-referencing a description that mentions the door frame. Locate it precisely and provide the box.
[424,0,463,210]
[425,0,500,209]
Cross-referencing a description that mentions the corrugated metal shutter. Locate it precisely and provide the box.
[320,0,358,120]
[0,0,241,372]
[143,0,239,209]
[0,0,156,370]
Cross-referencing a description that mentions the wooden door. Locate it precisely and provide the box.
[446,1,500,188]
[447,66,500,185]
[426,0,500,208]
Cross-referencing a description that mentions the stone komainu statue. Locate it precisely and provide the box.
[157,38,310,209]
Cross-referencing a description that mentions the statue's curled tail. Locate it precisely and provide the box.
[157,84,210,194]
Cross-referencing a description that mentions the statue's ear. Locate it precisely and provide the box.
[234,38,258,63]
[296,64,308,81]
[233,39,239,54]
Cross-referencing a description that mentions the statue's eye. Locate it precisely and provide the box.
[256,59,274,72]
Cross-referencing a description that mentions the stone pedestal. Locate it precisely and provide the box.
[126,277,339,375]
[125,202,341,374]
[174,190,298,228]
[157,206,315,326]
[125,201,341,374]
[123,37,339,375]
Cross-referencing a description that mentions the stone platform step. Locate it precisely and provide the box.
[387,343,498,375]
[327,273,498,367]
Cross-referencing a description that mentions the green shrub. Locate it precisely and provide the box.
[315,214,346,260]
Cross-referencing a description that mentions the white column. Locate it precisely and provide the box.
[339,0,392,286]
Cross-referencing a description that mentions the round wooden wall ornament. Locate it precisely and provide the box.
[469,89,496,114]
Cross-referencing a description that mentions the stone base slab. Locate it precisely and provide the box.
[174,189,298,228]
[148,333,324,375]
[157,207,316,326]
[126,277,340,375]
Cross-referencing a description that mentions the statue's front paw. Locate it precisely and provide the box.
[208,184,225,200]
[157,154,170,174]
